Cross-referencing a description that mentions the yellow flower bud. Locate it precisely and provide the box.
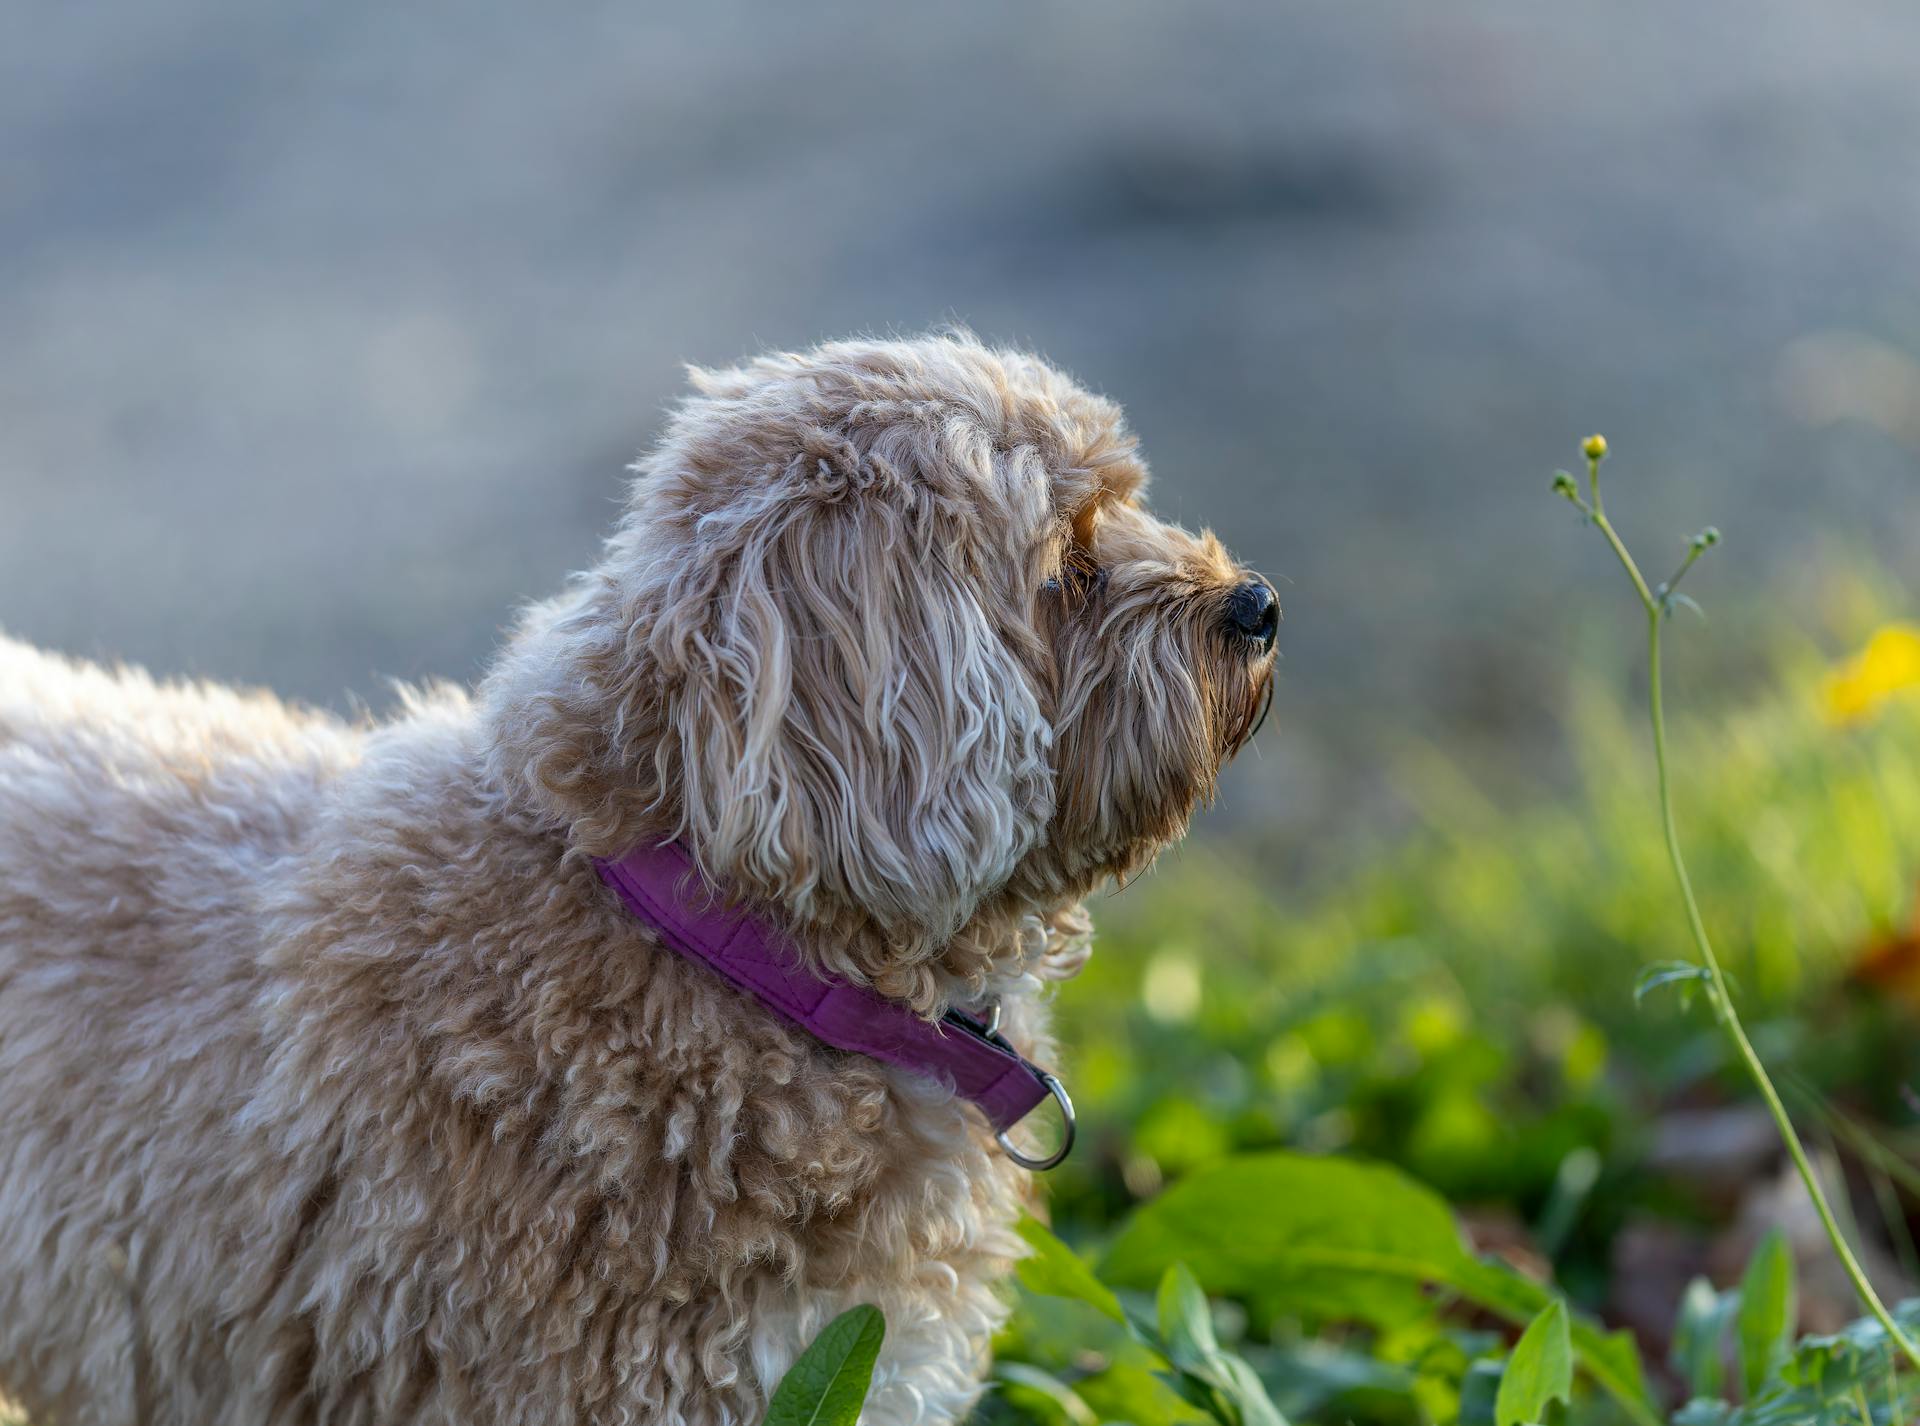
[1581,434,1608,461]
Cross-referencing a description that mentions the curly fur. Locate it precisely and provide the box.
[0,333,1274,1425]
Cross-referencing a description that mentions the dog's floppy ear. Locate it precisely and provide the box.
[652,456,1054,972]
[483,343,1064,993]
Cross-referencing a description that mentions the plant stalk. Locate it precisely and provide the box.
[1586,504,1920,1374]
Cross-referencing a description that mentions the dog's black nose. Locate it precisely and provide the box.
[1225,580,1278,651]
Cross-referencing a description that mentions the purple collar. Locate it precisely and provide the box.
[595,842,1074,1170]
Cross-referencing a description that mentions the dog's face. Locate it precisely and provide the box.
[489,335,1273,1003]
[1034,432,1277,893]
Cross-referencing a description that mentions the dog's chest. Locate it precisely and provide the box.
[257,797,1034,1425]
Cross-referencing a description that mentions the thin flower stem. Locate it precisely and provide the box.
[1585,503,1920,1374]
[1659,544,1706,602]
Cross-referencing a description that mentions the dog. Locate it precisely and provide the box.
[0,333,1277,1426]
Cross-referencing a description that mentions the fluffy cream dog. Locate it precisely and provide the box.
[0,333,1276,1426]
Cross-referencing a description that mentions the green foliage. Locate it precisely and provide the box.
[694,486,1920,1426]
[981,1160,1919,1426]
[1671,1278,1735,1400]
[1040,664,1920,1258]
[973,550,1920,1426]
[1101,1152,1468,1327]
[1003,1217,1287,1426]
[1156,1264,1290,1426]
[1448,1257,1653,1418]
[762,1306,885,1426]
[1665,1298,1920,1425]
[1094,1151,1653,1419]
[1494,1301,1572,1426]
[1734,1232,1796,1400]
[1003,1162,1656,1426]
[1017,1214,1126,1325]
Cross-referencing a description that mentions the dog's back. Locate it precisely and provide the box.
[0,636,1017,1426]
[0,636,357,1423]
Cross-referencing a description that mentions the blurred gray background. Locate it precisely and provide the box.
[5,1,1919,866]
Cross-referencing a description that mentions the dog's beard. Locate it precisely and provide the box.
[1047,607,1275,887]
[1217,656,1276,767]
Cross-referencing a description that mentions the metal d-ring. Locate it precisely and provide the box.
[996,1072,1076,1171]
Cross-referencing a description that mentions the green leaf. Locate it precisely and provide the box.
[1152,1264,1290,1426]
[1102,1151,1469,1327]
[1099,1154,1659,1426]
[1779,1305,1918,1394]
[1665,591,1707,622]
[1633,960,1711,1007]
[1210,1353,1290,1426]
[1259,1336,1420,1420]
[762,1305,886,1426]
[1495,1300,1573,1426]
[1450,1256,1654,1421]
[1157,1263,1224,1373]
[1736,1229,1797,1399]
[1670,1275,1733,1400]
[1458,1358,1506,1426]
[1016,1214,1128,1325]
[992,1362,1100,1426]
[1073,1365,1214,1426]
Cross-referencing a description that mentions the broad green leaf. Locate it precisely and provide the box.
[1102,1154,1659,1426]
[762,1305,885,1426]
[1736,1229,1796,1399]
[1494,1300,1573,1426]
[1102,1151,1468,1327]
[1016,1214,1127,1325]
[1670,1275,1732,1400]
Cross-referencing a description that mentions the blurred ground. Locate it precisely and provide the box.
[4,0,1918,868]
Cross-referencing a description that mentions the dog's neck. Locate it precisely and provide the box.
[474,582,1098,1020]
[593,841,1073,1162]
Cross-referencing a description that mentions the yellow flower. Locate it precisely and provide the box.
[1823,622,1920,725]
[1581,433,1608,461]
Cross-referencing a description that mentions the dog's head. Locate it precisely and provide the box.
[485,334,1275,1006]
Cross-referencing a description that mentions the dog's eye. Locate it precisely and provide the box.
[1046,564,1103,599]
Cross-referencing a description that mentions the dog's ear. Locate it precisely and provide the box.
[484,343,1066,990]
[654,467,1054,968]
